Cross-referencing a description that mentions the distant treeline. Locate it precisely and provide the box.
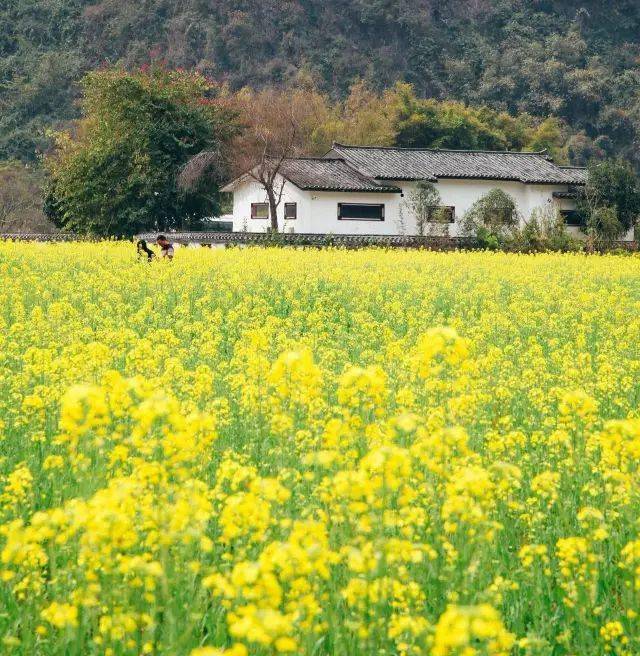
[2,0,640,166]
[3,60,640,237]
[0,66,581,235]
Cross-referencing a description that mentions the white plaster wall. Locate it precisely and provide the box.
[230,175,402,234]
[398,179,569,237]
[231,177,635,241]
[304,191,403,235]
[231,175,307,233]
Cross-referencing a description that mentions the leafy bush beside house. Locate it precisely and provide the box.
[460,189,581,252]
[586,207,626,246]
[510,207,582,253]
[461,189,520,248]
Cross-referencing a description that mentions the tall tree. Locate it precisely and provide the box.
[225,87,327,232]
[45,64,237,237]
[314,81,398,149]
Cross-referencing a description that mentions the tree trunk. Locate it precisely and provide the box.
[266,188,279,232]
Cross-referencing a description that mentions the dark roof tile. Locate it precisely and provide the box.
[329,144,587,186]
[280,157,401,192]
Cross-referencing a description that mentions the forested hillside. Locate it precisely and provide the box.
[2,0,640,165]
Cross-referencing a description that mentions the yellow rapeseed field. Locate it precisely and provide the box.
[2,242,640,656]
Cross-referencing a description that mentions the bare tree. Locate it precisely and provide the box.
[0,163,54,233]
[180,86,326,232]
[231,88,327,232]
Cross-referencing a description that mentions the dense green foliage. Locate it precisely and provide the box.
[244,82,570,162]
[2,1,640,165]
[44,66,236,237]
[583,160,640,233]
[391,86,567,155]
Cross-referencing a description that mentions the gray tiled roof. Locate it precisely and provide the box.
[329,143,587,185]
[280,157,401,192]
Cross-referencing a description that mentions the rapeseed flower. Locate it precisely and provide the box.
[0,243,639,654]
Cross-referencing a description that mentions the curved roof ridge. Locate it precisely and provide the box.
[331,141,550,156]
[286,155,345,161]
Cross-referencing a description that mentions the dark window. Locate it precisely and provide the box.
[251,203,269,220]
[338,203,385,221]
[284,203,297,220]
[561,210,582,227]
[427,206,455,223]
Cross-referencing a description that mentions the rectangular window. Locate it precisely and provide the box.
[338,203,385,221]
[561,210,582,227]
[284,202,297,220]
[251,202,269,220]
[426,206,455,223]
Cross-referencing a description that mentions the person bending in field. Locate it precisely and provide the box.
[156,235,175,260]
[136,239,156,262]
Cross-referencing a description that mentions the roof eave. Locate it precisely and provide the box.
[524,179,586,186]
[220,171,257,193]
[553,191,580,199]
[220,178,242,193]
[436,175,587,185]
[375,176,438,183]
[301,185,401,193]
[221,170,301,193]
[331,141,553,156]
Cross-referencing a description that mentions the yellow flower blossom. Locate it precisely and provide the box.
[0,244,639,655]
[41,602,78,629]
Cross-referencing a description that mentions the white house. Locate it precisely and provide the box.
[221,143,630,240]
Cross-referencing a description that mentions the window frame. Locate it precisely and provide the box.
[250,202,269,220]
[426,205,456,223]
[337,202,385,221]
[284,202,297,220]
[560,209,582,227]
